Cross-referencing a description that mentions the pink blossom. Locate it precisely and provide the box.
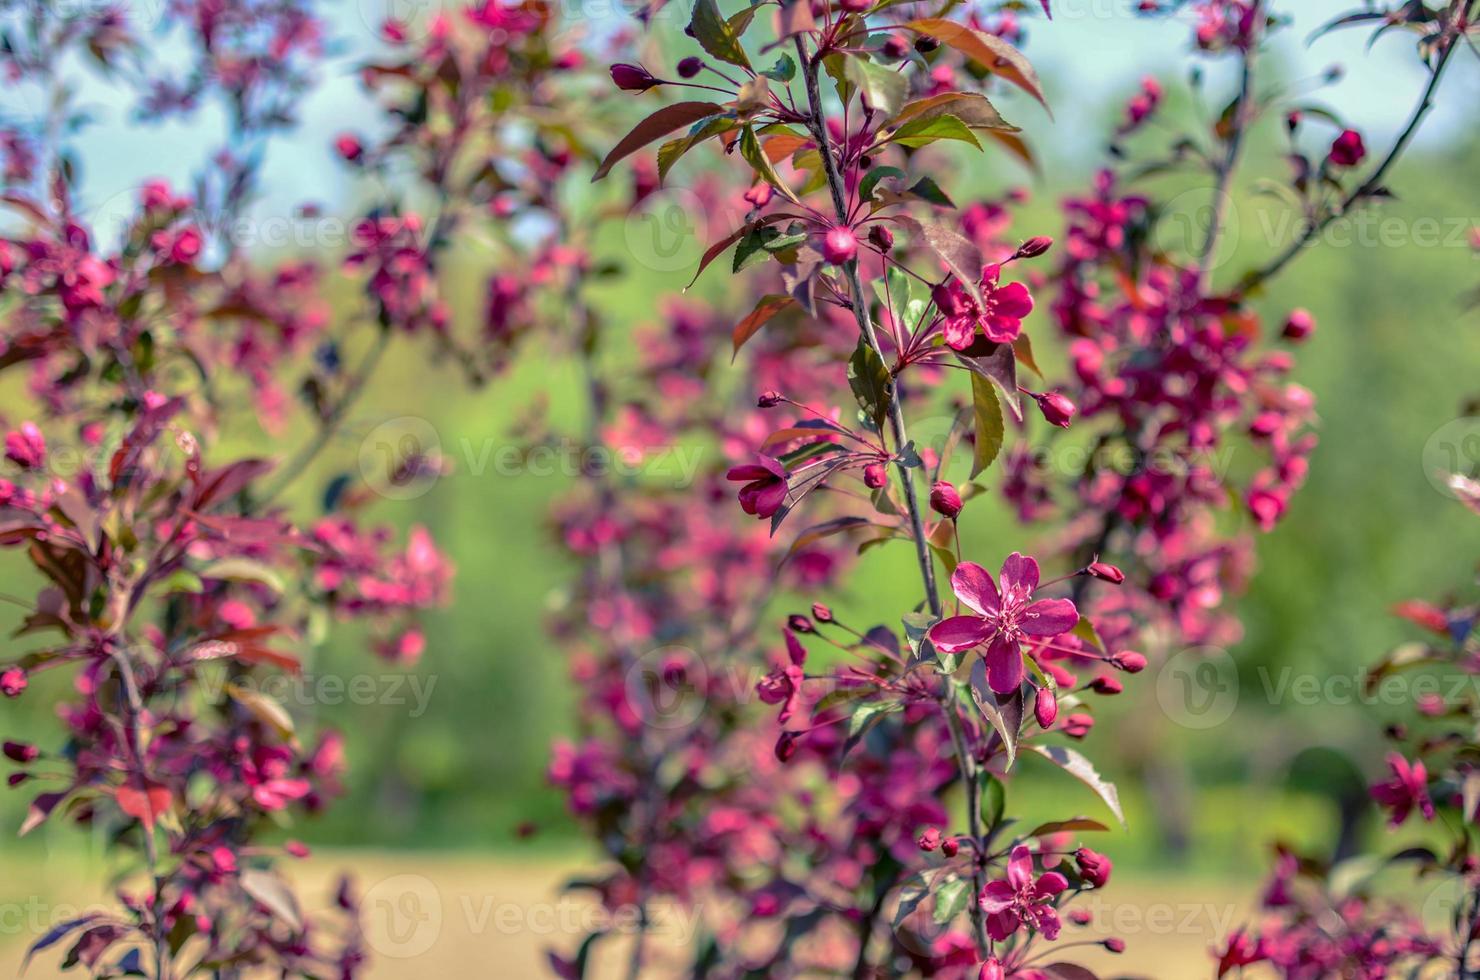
[979,844,1069,941]
[928,555,1079,694]
[934,264,1034,349]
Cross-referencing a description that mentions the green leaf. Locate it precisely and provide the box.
[1027,744,1127,829]
[844,699,902,758]
[891,113,982,150]
[656,114,735,182]
[969,373,1004,477]
[593,101,726,181]
[981,773,1007,827]
[932,878,971,924]
[847,337,892,430]
[739,125,800,203]
[906,176,954,207]
[199,557,285,595]
[843,54,907,119]
[1070,616,1104,653]
[858,165,907,204]
[733,224,783,272]
[761,53,797,82]
[690,0,751,70]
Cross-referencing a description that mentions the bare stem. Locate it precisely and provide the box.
[1196,0,1264,292]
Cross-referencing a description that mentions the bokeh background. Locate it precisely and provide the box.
[2,0,1478,975]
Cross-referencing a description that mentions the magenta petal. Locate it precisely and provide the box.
[983,314,1021,343]
[999,552,1040,593]
[928,616,993,653]
[750,480,788,518]
[1036,906,1062,941]
[943,314,976,351]
[993,281,1034,319]
[1035,871,1069,897]
[1006,844,1033,890]
[984,634,1025,695]
[726,464,772,481]
[1021,597,1079,637]
[986,909,1020,942]
[950,562,1000,617]
[978,880,1015,914]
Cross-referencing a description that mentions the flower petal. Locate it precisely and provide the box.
[984,634,1025,695]
[928,616,993,653]
[1007,844,1034,890]
[993,281,1034,319]
[951,562,1000,617]
[1035,871,1069,898]
[999,552,1040,594]
[1021,597,1079,637]
[978,880,1015,914]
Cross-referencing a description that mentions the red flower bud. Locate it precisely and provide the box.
[1105,937,1126,953]
[863,462,887,489]
[3,740,37,763]
[1111,650,1147,673]
[677,56,703,79]
[757,390,784,408]
[979,957,1004,980]
[811,603,833,623]
[0,667,26,698]
[743,183,773,209]
[1327,129,1366,168]
[917,827,941,851]
[929,481,963,519]
[333,133,363,163]
[610,63,661,92]
[788,614,814,634]
[1063,713,1095,738]
[1089,675,1123,695]
[1014,235,1054,259]
[1087,561,1125,584]
[1035,391,1077,428]
[941,837,959,857]
[1034,686,1058,729]
[821,225,858,265]
[1282,308,1315,341]
[840,0,871,11]
[775,730,798,762]
[1076,847,1113,888]
[868,225,894,253]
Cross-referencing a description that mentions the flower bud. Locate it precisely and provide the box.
[0,668,26,698]
[1089,675,1123,696]
[3,741,37,764]
[979,957,1004,980]
[868,225,894,253]
[1014,235,1054,259]
[775,730,798,762]
[863,462,887,489]
[610,63,661,92]
[917,827,941,851]
[1035,391,1077,428]
[1327,128,1366,168]
[1111,650,1147,673]
[821,225,858,265]
[840,0,871,12]
[7,772,28,787]
[1282,308,1315,341]
[788,614,814,634]
[757,390,784,408]
[1105,937,1126,953]
[929,481,963,519]
[1034,686,1058,729]
[5,422,45,470]
[1063,713,1094,738]
[811,603,833,623]
[1076,847,1113,888]
[677,56,703,79]
[333,133,364,163]
[914,36,939,53]
[941,837,959,857]
[1086,561,1124,584]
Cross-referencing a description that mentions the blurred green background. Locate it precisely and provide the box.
[1,7,1478,919]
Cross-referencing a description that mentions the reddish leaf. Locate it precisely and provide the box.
[115,780,173,829]
[732,294,796,358]
[592,102,725,182]
[902,20,1050,113]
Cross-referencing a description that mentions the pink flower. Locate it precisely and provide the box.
[933,264,1034,350]
[1327,129,1366,168]
[928,555,1079,694]
[725,455,789,519]
[0,667,25,697]
[979,844,1069,941]
[1370,753,1434,826]
[5,422,45,470]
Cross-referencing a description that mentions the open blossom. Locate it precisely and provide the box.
[933,264,1034,349]
[928,555,1078,694]
[725,454,789,519]
[4,422,45,470]
[1369,753,1434,826]
[979,844,1069,941]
